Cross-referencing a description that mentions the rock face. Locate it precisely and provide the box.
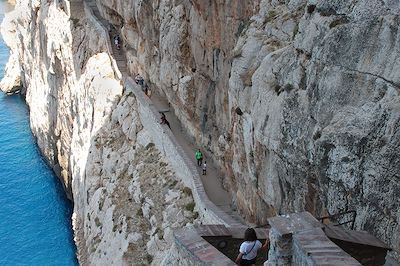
[1,0,199,265]
[74,94,199,265]
[1,0,399,263]
[96,0,400,258]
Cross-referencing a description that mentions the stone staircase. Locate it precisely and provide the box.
[217,204,257,228]
[108,34,127,74]
[85,0,127,74]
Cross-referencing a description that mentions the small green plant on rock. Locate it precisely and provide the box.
[182,187,192,196]
[293,23,299,38]
[136,208,143,217]
[329,17,349,29]
[146,254,153,264]
[94,217,102,227]
[264,10,277,24]
[169,180,178,189]
[71,18,80,27]
[145,143,155,150]
[98,197,105,211]
[236,19,251,37]
[185,202,195,212]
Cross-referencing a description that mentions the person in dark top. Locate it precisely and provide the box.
[160,113,170,129]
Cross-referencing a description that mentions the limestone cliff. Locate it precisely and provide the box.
[1,0,399,263]
[96,0,400,259]
[1,0,199,265]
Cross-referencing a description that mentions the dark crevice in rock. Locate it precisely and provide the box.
[339,65,400,90]
[235,107,243,116]
[307,5,316,14]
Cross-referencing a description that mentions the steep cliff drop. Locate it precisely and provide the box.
[1,0,399,264]
[1,0,201,264]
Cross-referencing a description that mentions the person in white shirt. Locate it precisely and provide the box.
[235,228,270,265]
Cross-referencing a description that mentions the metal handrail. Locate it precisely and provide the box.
[317,210,356,230]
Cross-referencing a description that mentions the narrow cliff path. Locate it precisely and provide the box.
[149,94,234,209]
[85,0,249,226]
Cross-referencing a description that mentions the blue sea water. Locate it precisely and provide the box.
[0,1,77,265]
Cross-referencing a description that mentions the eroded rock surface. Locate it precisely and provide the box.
[1,0,199,265]
[1,0,399,263]
[96,0,400,258]
[74,95,199,265]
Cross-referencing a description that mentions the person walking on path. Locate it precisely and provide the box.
[134,74,144,86]
[235,228,270,266]
[202,161,207,175]
[160,113,171,129]
[114,35,121,50]
[195,149,203,166]
[145,84,152,98]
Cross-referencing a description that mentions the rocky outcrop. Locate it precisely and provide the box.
[73,94,199,265]
[0,8,22,94]
[0,0,123,198]
[96,0,400,259]
[1,0,399,263]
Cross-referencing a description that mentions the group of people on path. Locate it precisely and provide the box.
[135,74,151,98]
[112,31,267,265]
[195,149,206,175]
[112,33,151,98]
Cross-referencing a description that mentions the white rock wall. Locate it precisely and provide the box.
[95,0,400,258]
[73,94,200,265]
[2,0,399,262]
[1,0,200,265]
[1,0,122,197]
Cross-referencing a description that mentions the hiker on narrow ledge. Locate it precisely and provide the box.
[114,35,121,50]
[135,74,144,86]
[202,161,207,175]
[195,149,203,167]
[160,113,170,129]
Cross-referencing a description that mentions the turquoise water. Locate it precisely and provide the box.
[0,1,77,265]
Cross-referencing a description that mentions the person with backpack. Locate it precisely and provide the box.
[235,228,269,265]
[195,149,203,166]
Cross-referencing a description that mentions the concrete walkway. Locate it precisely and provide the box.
[86,0,247,225]
[150,94,231,207]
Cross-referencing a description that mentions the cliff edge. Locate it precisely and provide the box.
[1,0,399,264]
